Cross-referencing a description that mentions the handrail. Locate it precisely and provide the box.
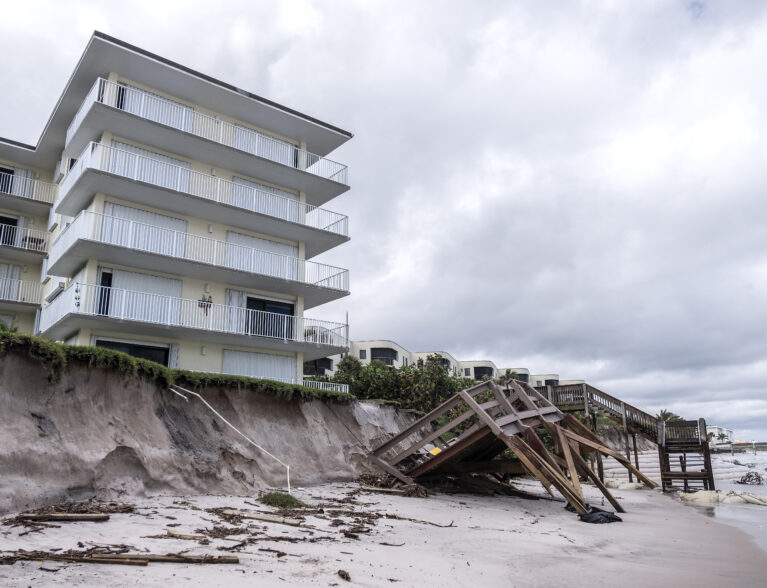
[0,171,57,205]
[39,281,348,347]
[0,223,49,253]
[60,142,349,237]
[67,78,349,185]
[50,210,349,291]
[0,277,43,304]
[538,382,660,441]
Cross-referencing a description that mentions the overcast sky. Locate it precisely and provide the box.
[2,1,766,440]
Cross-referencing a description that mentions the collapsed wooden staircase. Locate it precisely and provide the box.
[370,380,656,513]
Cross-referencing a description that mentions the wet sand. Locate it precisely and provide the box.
[2,480,767,587]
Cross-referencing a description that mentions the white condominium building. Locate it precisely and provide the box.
[316,339,577,386]
[0,32,352,385]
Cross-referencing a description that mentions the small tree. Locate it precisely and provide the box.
[716,432,729,443]
[656,409,683,422]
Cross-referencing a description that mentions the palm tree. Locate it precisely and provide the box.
[656,409,683,422]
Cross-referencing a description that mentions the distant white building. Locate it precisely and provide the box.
[311,339,567,384]
[707,425,734,442]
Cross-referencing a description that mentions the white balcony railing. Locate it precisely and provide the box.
[0,171,57,205]
[300,379,349,393]
[67,79,349,185]
[60,142,348,237]
[39,282,348,347]
[50,211,349,292]
[0,277,43,305]
[0,223,49,254]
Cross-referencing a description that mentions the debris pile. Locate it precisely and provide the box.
[736,471,764,485]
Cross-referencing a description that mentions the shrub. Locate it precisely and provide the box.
[260,491,308,509]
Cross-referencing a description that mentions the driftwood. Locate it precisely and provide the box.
[3,549,238,566]
[16,513,110,522]
[219,509,303,527]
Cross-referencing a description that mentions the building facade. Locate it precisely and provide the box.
[1,32,351,388]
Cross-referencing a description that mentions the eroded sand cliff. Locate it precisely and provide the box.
[0,352,409,513]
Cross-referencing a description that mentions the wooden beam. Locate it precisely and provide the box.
[459,390,503,435]
[368,454,413,485]
[556,425,583,501]
[561,429,657,489]
[501,435,557,499]
[569,445,625,513]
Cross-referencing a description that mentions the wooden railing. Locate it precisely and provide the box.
[536,383,659,442]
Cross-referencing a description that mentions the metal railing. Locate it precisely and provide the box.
[67,79,348,185]
[0,171,57,205]
[60,142,348,237]
[0,277,43,304]
[0,223,49,253]
[300,379,349,393]
[39,282,348,347]
[50,211,349,292]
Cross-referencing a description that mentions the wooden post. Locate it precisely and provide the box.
[546,384,552,402]
[621,402,633,483]
[582,383,589,417]
[632,432,639,472]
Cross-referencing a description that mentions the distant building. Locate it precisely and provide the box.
[314,338,569,384]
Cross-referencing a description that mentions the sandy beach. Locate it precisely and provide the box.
[2,480,766,587]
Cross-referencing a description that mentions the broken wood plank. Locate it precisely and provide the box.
[569,446,625,513]
[220,509,303,527]
[359,486,405,494]
[17,513,109,522]
[556,425,583,500]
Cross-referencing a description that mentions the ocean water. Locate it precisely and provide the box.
[685,452,767,553]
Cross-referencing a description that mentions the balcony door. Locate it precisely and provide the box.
[113,83,194,133]
[101,202,187,258]
[225,231,298,280]
[231,176,300,223]
[0,262,21,300]
[0,166,33,198]
[245,296,294,339]
[109,141,191,193]
[0,216,17,247]
[99,267,182,325]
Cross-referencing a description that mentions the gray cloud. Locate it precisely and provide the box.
[2,0,766,439]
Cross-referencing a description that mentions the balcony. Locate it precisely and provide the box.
[57,142,348,257]
[48,211,349,309]
[0,277,43,311]
[0,170,57,216]
[0,224,49,262]
[65,79,349,206]
[39,282,348,361]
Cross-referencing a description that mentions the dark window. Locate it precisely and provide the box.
[68,158,78,170]
[464,368,471,377]
[304,357,333,375]
[245,297,294,338]
[514,373,529,383]
[544,378,559,387]
[437,358,451,369]
[116,84,128,110]
[0,215,18,246]
[359,349,366,360]
[97,270,112,315]
[474,366,494,380]
[0,167,13,194]
[371,347,398,366]
[96,339,170,366]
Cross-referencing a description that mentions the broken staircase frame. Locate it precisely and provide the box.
[370,380,657,514]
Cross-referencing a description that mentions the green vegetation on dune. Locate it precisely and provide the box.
[260,491,309,509]
[0,332,353,403]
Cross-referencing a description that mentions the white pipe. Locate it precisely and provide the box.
[170,385,292,494]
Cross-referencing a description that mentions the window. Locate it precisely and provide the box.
[464,368,471,377]
[515,373,529,383]
[0,215,18,247]
[371,347,398,366]
[359,349,367,360]
[403,357,408,367]
[0,167,13,194]
[437,358,451,369]
[304,358,333,375]
[96,339,170,366]
[474,366,494,380]
[544,378,559,387]
[245,297,294,338]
